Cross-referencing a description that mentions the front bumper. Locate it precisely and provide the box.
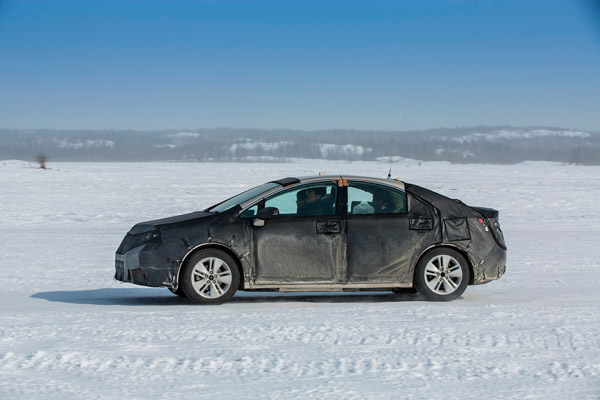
[114,246,176,288]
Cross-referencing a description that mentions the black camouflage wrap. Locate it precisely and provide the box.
[115,177,506,291]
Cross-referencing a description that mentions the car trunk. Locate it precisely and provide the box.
[472,206,506,249]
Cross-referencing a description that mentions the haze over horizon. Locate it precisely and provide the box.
[1,0,599,132]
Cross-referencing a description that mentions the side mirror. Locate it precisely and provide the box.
[253,207,279,227]
[256,207,279,220]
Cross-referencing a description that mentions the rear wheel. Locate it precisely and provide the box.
[180,249,240,305]
[414,248,469,301]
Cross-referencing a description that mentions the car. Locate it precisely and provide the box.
[115,175,506,304]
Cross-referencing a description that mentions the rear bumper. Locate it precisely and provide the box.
[471,244,506,285]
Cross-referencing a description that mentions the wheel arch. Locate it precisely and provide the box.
[176,243,245,289]
[414,244,475,285]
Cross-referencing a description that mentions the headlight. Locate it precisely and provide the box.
[117,227,163,254]
[125,228,162,251]
[142,229,161,244]
[144,229,160,241]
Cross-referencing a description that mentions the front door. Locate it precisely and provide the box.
[251,182,346,284]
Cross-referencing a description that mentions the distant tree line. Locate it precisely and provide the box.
[0,126,598,165]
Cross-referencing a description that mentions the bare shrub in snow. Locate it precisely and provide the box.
[36,154,49,169]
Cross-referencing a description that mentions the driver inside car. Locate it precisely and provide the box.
[296,187,332,216]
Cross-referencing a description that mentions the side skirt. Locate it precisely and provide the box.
[243,282,412,292]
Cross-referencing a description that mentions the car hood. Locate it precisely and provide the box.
[128,211,214,234]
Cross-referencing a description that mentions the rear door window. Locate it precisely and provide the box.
[347,182,407,215]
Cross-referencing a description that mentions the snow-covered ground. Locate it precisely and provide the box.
[0,160,599,399]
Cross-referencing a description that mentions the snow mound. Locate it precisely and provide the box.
[0,159,36,168]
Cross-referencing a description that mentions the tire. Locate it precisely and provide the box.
[414,248,470,301]
[168,286,187,297]
[180,249,240,305]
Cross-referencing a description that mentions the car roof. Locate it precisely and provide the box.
[296,175,405,188]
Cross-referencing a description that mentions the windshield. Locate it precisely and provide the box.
[208,182,279,213]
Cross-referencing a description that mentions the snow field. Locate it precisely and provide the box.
[0,160,599,399]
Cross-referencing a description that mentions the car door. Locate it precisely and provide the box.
[345,180,419,284]
[249,181,346,284]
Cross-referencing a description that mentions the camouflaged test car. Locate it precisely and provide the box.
[115,175,506,304]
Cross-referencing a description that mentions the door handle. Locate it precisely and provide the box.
[316,220,342,234]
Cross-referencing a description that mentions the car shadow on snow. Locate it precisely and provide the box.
[31,288,422,306]
[31,288,189,306]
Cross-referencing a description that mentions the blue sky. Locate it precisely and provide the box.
[0,0,599,131]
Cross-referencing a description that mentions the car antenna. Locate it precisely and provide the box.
[387,168,392,180]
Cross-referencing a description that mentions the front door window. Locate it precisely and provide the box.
[264,184,337,217]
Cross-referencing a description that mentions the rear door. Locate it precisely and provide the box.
[345,180,415,284]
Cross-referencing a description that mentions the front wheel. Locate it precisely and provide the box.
[414,248,470,301]
[180,249,240,305]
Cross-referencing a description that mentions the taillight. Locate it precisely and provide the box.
[491,218,506,249]
[477,217,489,232]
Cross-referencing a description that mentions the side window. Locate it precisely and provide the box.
[348,182,406,215]
[264,184,337,217]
